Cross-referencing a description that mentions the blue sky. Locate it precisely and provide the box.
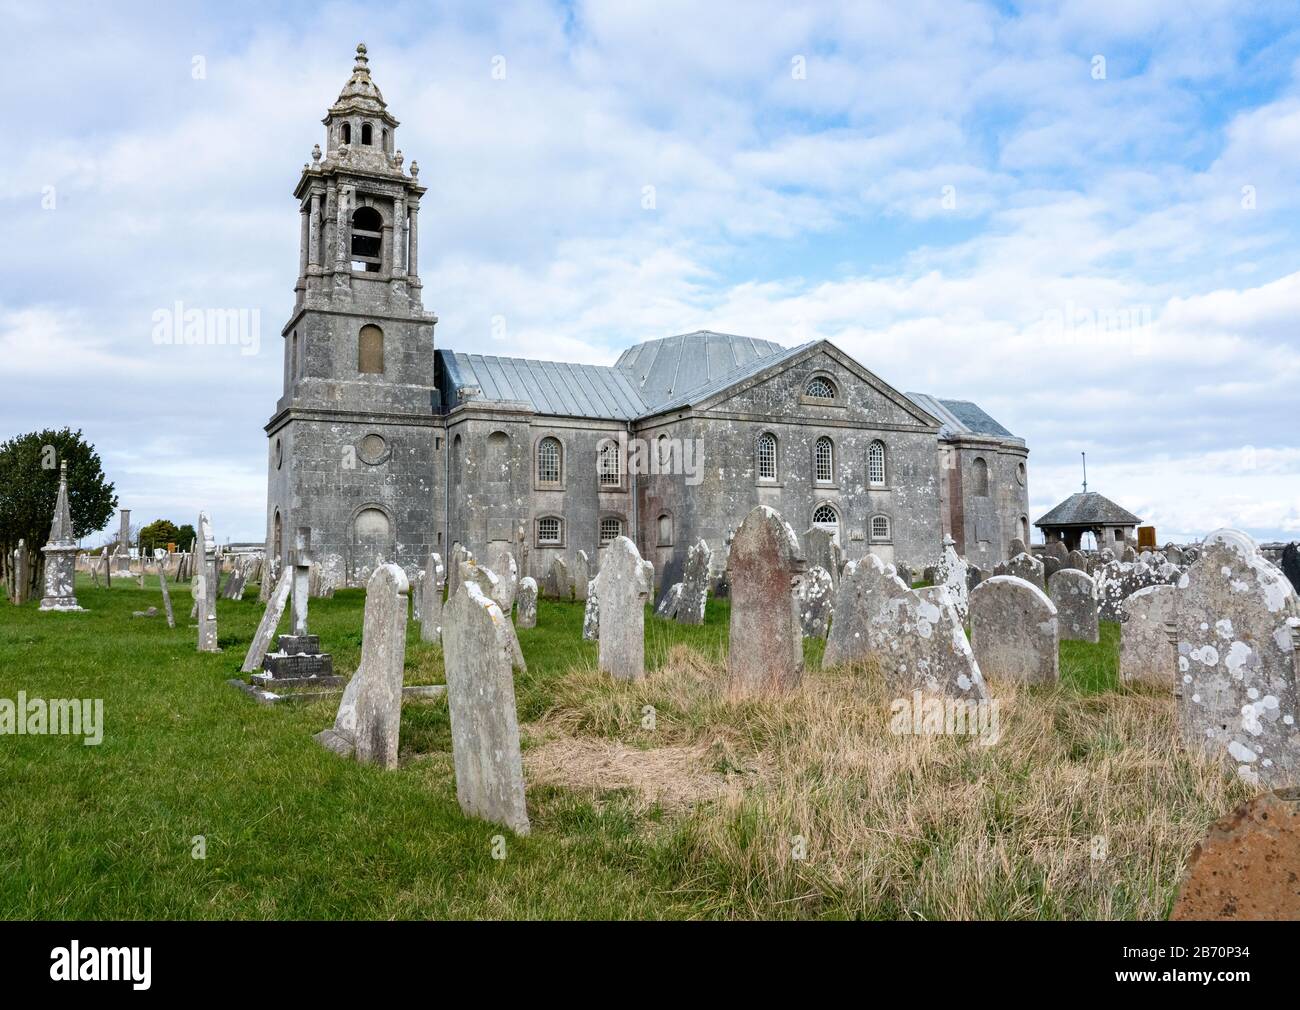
[4,0,1299,545]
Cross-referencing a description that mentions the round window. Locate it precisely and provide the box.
[274,437,283,469]
[358,433,389,465]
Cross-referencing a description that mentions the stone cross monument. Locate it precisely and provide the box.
[39,462,84,612]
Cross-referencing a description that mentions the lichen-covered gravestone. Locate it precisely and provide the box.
[194,512,219,652]
[516,576,538,628]
[549,556,570,600]
[655,582,682,620]
[38,463,84,612]
[932,536,970,621]
[969,575,1059,684]
[1004,552,1045,593]
[447,544,470,601]
[596,537,654,681]
[1047,568,1098,643]
[314,564,409,768]
[676,538,711,625]
[491,547,518,614]
[1173,529,1300,788]
[1120,583,1176,685]
[796,565,834,639]
[420,552,444,644]
[803,527,840,589]
[582,579,599,641]
[460,560,525,671]
[824,554,986,700]
[442,581,530,835]
[240,567,292,673]
[727,506,806,695]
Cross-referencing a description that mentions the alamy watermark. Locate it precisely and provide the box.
[599,432,704,486]
[1041,300,1155,355]
[1,692,103,745]
[889,690,1000,746]
[151,300,261,356]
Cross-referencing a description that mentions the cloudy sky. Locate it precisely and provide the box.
[4,0,1299,545]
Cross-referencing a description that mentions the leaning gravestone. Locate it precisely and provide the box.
[1047,568,1099,643]
[595,537,653,681]
[1170,791,1300,920]
[549,556,570,600]
[582,579,599,641]
[1283,543,1300,597]
[1174,529,1300,788]
[655,582,682,620]
[727,506,806,695]
[1004,552,1045,593]
[969,575,1059,684]
[491,547,518,613]
[460,561,525,671]
[573,550,590,602]
[420,552,444,644]
[803,527,840,589]
[240,567,292,673]
[516,577,538,628]
[823,554,986,700]
[677,538,711,625]
[442,581,530,835]
[193,512,219,651]
[314,564,408,768]
[447,544,470,601]
[1119,583,1176,685]
[932,536,970,622]
[38,464,84,612]
[258,528,337,687]
[156,561,175,629]
[796,565,834,639]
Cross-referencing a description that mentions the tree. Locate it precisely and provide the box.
[0,429,117,598]
[138,519,181,555]
[176,523,196,549]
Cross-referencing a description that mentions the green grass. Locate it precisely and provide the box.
[0,577,1218,919]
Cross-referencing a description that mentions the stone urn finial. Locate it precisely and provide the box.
[394,149,404,168]
[311,143,322,163]
[410,160,419,178]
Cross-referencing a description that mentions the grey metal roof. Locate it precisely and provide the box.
[1035,492,1143,528]
[906,393,1017,440]
[643,341,816,415]
[615,330,786,407]
[438,350,649,420]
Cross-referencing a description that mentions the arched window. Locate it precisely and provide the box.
[361,122,373,146]
[1020,516,1030,543]
[805,376,836,399]
[341,122,351,144]
[599,516,623,545]
[757,432,777,481]
[812,504,840,543]
[537,516,562,546]
[814,436,834,483]
[868,440,886,485]
[656,434,672,470]
[657,513,672,546]
[972,457,989,496]
[871,515,891,541]
[358,324,384,374]
[290,331,299,380]
[536,437,562,484]
[273,510,282,563]
[597,441,621,487]
[1016,461,1026,486]
[350,206,383,270]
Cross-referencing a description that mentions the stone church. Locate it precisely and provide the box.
[264,45,1030,592]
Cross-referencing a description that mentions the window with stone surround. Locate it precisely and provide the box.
[871,515,891,541]
[350,206,383,272]
[658,513,673,546]
[815,437,835,484]
[868,440,886,485]
[597,441,621,487]
[536,437,562,485]
[537,516,563,546]
[358,324,384,374]
[757,432,777,480]
[972,457,989,496]
[805,376,836,399]
[599,516,623,545]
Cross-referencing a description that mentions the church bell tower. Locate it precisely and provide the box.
[264,43,442,590]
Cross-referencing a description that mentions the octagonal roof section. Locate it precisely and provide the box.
[614,330,786,407]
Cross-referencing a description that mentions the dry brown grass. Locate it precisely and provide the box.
[529,643,1251,920]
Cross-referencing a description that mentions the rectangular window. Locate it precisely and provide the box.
[537,517,562,545]
[599,517,623,545]
[598,444,621,487]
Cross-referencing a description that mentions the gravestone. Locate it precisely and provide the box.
[1170,791,1300,920]
[966,563,984,593]
[1045,540,1068,562]
[796,565,834,639]
[420,552,444,644]
[1119,584,1176,685]
[460,560,525,671]
[894,562,912,588]
[932,536,970,622]
[549,556,570,600]
[595,537,654,681]
[516,576,538,628]
[1121,545,1137,563]
[1095,558,1181,622]
[803,527,840,589]
[1047,568,1099,643]
[193,513,219,650]
[13,541,29,605]
[258,528,337,686]
[582,579,599,641]
[1174,529,1300,788]
[573,550,590,602]
[1066,549,1088,572]
[824,554,986,699]
[1008,537,1027,558]
[1042,555,1062,581]
[240,567,292,673]
[1004,552,1045,593]
[492,547,518,613]
[156,561,175,628]
[442,580,530,835]
[655,582,682,620]
[411,570,424,621]
[112,508,132,577]
[969,575,1059,684]
[38,464,83,612]
[726,506,806,695]
[315,564,408,768]
[677,538,711,625]
[1283,543,1300,597]
[447,544,470,601]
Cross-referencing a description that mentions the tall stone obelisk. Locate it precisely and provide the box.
[39,462,84,612]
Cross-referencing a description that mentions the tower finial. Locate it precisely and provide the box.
[1081,451,1088,493]
[354,42,368,69]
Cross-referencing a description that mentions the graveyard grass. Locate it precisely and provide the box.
[0,577,1247,920]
